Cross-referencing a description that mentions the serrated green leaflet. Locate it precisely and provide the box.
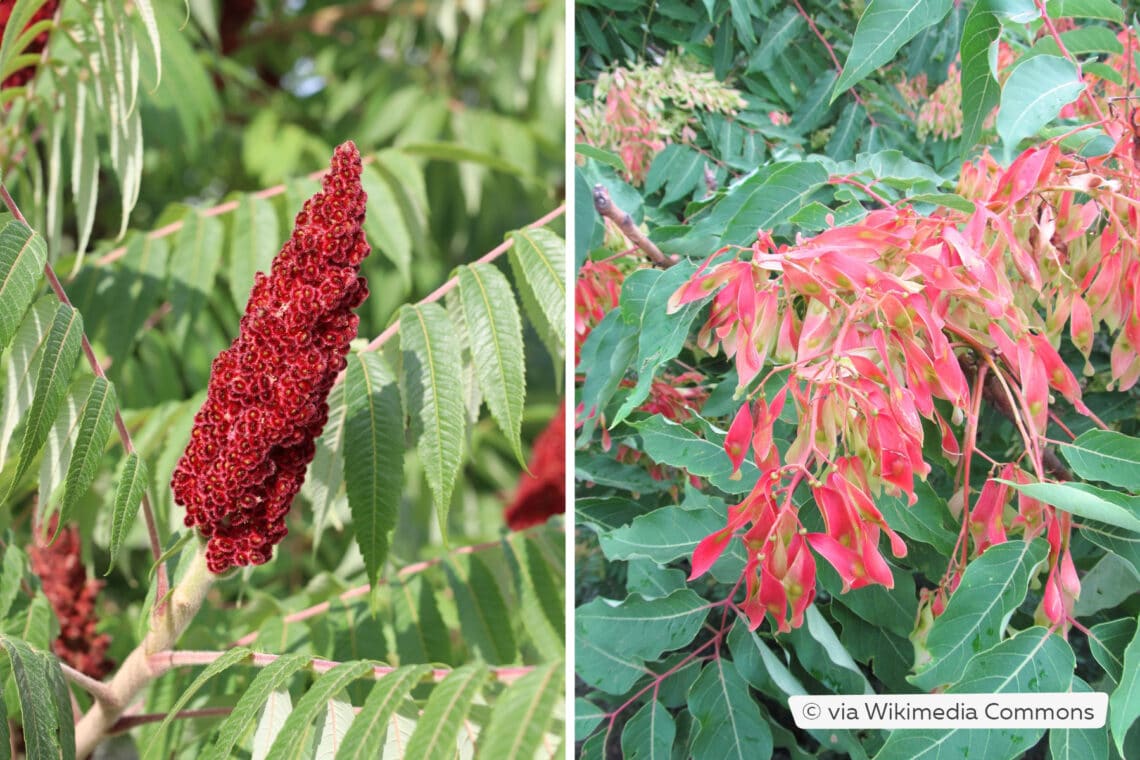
[391,574,451,664]
[334,665,431,760]
[0,219,47,353]
[444,555,517,664]
[227,194,278,309]
[7,301,83,502]
[457,262,527,467]
[107,453,149,572]
[879,628,1072,760]
[60,375,116,523]
[508,227,565,362]
[399,302,464,538]
[0,634,74,760]
[265,660,376,760]
[688,658,772,759]
[203,653,311,760]
[0,539,25,619]
[476,661,563,760]
[404,664,489,760]
[910,539,1047,690]
[343,351,403,590]
[142,648,253,760]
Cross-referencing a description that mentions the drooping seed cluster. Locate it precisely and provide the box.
[171,142,370,573]
[30,521,114,679]
[0,1,58,89]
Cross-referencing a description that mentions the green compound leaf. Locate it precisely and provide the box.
[910,539,1048,691]
[203,653,311,760]
[0,219,47,351]
[106,452,150,572]
[621,699,675,760]
[334,665,431,760]
[457,262,527,467]
[343,351,403,590]
[168,210,224,345]
[959,2,1003,154]
[444,555,517,664]
[400,302,465,538]
[265,660,377,760]
[227,193,278,308]
[476,661,563,760]
[404,664,490,760]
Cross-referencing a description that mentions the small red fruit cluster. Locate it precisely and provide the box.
[0,0,58,89]
[29,522,113,679]
[172,142,370,573]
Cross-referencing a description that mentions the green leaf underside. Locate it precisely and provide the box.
[0,220,48,351]
[334,665,431,760]
[404,664,490,759]
[265,660,377,760]
[204,653,312,760]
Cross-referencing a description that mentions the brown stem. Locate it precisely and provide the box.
[592,184,671,267]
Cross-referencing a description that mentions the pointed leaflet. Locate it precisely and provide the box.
[0,219,47,352]
[621,699,675,760]
[104,233,168,367]
[343,352,403,588]
[391,574,452,665]
[168,210,224,345]
[476,661,564,760]
[7,302,83,501]
[576,588,708,663]
[404,664,490,760]
[506,532,565,661]
[60,375,116,522]
[508,227,565,361]
[878,628,1072,760]
[910,539,1048,690]
[0,1,51,79]
[832,0,954,100]
[36,377,84,518]
[334,665,431,760]
[71,81,99,265]
[0,634,75,760]
[202,653,311,760]
[960,2,1003,154]
[399,303,464,535]
[0,296,56,464]
[265,660,376,760]
[107,453,149,572]
[142,648,254,760]
[612,263,703,425]
[457,262,526,466]
[1002,480,1140,534]
[0,540,26,619]
[444,554,517,664]
[227,193,278,308]
[1060,430,1140,491]
[997,55,1083,155]
[1110,615,1140,758]
[688,658,772,760]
